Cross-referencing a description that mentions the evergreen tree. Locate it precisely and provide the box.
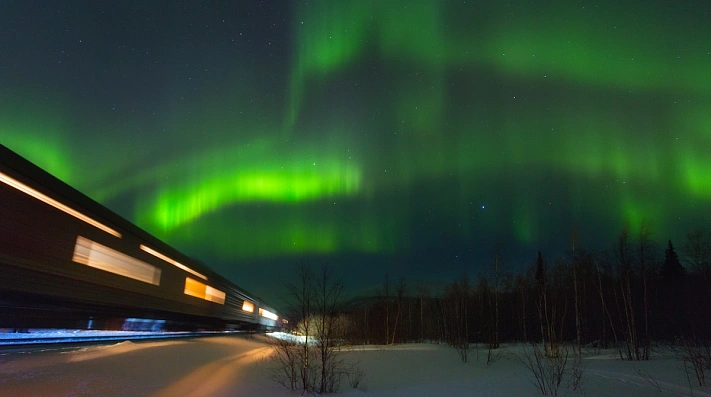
[660,240,686,282]
[659,240,687,339]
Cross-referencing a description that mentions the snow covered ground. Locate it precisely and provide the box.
[336,343,711,397]
[0,334,708,396]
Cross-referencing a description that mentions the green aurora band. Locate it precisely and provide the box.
[1,0,709,261]
[140,152,362,232]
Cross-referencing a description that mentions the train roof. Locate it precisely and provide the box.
[0,144,275,311]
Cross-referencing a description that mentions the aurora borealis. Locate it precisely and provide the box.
[1,1,710,302]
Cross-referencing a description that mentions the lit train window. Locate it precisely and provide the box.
[242,300,255,313]
[183,277,226,305]
[72,236,161,285]
[259,308,278,321]
[205,285,226,304]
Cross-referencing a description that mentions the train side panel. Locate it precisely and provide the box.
[0,146,277,329]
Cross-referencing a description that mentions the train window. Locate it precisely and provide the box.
[72,236,161,285]
[259,308,278,321]
[206,285,226,304]
[183,277,226,305]
[242,300,255,313]
[184,277,206,300]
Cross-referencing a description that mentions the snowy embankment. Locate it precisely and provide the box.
[0,334,709,396]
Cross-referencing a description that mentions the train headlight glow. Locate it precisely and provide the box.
[140,244,207,280]
[0,171,122,238]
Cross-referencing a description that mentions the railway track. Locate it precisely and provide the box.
[0,330,247,354]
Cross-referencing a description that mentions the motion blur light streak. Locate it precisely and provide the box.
[205,285,227,305]
[140,244,207,280]
[0,172,122,238]
[259,308,278,321]
[73,236,161,285]
[183,277,226,305]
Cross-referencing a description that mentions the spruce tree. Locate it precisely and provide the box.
[659,240,687,338]
[660,240,685,282]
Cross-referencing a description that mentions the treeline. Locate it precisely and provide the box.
[338,226,711,360]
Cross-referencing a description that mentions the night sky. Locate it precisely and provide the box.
[2,1,710,305]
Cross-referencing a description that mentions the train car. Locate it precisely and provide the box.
[0,144,279,331]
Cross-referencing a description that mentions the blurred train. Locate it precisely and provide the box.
[0,144,283,331]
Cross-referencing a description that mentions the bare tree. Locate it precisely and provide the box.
[535,252,568,359]
[569,232,583,356]
[379,274,391,345]
[274,261,357,395]
[391,278,406,344]
[682,228,711,303]
[608,223,655,361]
[536,251,557,357]
[595,259,621,357]
[268,335,300,391]
[676,336,711,387]
[452,273,471,362]
[314,265,346,394]
[491,249,501,350]
[417,282,430,342]
[284,260,314,393]
[515,270,530,343]
[636,221,654,360]
[683,228,711,273]
[613,227,642,360]
[519,343,569,396]
[572,256,582,355]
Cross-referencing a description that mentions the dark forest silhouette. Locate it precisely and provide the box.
[328,226,711,361]
[276,226,711,393]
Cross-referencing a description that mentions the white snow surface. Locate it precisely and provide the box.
[0,334,709,396]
